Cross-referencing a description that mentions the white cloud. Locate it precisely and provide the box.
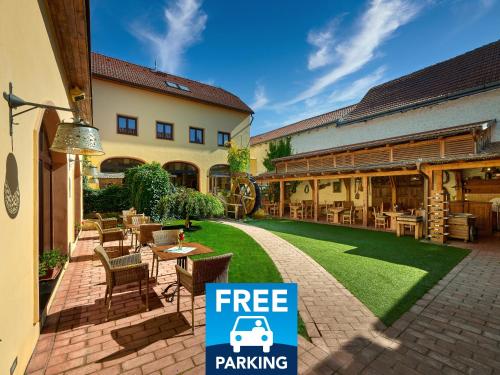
[251,83,269,110]
[284,0,421,106]
[329,66,386,103]
[307,19,339,70]
[133,0,207,74]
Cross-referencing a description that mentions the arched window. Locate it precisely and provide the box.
[100,157,144,173]
[163,161,199,190]
[208,164,231,193]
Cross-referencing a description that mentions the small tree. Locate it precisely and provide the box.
[124,162,174,221]
[263,137,292,172]
[155,188,224,228]
[263,137,293,202]
[227,141,250,173]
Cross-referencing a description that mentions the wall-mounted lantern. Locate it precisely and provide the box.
[3,82,104,156]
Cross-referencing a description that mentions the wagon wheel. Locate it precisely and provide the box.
[229,174,260,217]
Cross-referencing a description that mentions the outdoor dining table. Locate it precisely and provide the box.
[289,203,303,219]
[327,207,345,224]
[151,242,214,302]
[383,211,407,231]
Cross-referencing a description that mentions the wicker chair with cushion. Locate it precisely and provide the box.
[96,212,118,230]
[134,223,162,252]
[176,253,233,333]
[94,245,149,319]
[95,222,126,255]
[151,229,181,279]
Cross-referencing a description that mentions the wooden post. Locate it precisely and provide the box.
[279,180,285,217]
[343,179,351,202]
[390,176,397,208]
[434,170,443,192]
[455,171,463,201]
[313,179,319,221]
[362,176,369,226]
[423,173,430,239]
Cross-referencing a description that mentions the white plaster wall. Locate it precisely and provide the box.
[291,89,500,154]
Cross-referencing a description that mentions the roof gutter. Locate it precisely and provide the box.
[338,80,500,126]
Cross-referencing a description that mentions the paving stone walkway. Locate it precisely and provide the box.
[222,221,500,375]
[220,221,388,368]
[26,223,500,375]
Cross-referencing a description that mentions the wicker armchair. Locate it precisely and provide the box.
[94,245,149,319]
[134,223,162,252]
[151,229,181,279]
[96,212,118,230]
[95,222,126,255]
[176,253,233,333]
[125,214,145,232]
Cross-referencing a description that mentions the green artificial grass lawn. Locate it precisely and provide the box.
[176,220,309,339]
[250,219,470,326]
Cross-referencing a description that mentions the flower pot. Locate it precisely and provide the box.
[39,266,62,281]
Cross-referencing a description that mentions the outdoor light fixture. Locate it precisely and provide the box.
[3,82,104,156]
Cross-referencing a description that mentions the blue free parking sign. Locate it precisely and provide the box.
[206,283,297,374]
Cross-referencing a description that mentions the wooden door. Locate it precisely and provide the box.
[39,128,53,252]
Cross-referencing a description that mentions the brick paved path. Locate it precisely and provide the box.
[220,221,387,366]
[26,224,500,375]
[222,221,500,375]
[341,243,500,375]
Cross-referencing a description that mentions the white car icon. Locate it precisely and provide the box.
[230,316,273,353]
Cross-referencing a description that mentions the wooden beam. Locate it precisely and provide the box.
[257,169,420,183]
[421,158,500,172]
[279,181,284,217]
[313,179,319,221]
[362,176,369,226]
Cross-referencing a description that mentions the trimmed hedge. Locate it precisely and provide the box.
[83,185,130,214]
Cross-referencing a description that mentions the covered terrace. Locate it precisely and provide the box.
[256,121,500,243]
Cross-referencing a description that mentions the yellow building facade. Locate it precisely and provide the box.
[0,1,90,373]
[90,57,253,193]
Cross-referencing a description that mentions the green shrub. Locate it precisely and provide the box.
[156,187,224,227]
[124,163,174,221]
[227,141,250,173]
[83,184,130,214]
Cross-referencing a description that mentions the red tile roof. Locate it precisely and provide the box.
[250,104,357,145]
[342,39,500,123]
[91,53,253,114]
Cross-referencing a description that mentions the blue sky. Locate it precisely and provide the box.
[91,0,500,136]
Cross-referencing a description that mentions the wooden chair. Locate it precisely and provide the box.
[326,207,336,223]
[176,253,233,333]
[269,203,279,216]
[95,222,126,255]
[373,207,388,229]
[151,229,181,280]
[135,223,162,252]
[96,212,118,230]
[342,206,355,224]
[94,245,149,319]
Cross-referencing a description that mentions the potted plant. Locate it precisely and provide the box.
[39,250,67,281]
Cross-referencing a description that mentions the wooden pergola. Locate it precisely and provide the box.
[255,121,500,238]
